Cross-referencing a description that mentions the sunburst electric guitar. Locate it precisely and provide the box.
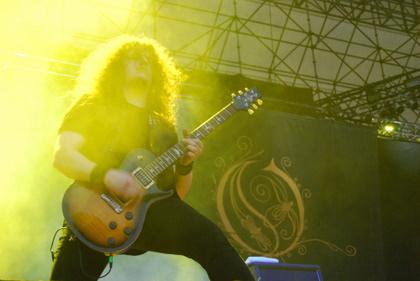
[62,88,262,254]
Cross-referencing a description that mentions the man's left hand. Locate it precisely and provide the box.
[179,129,203,166]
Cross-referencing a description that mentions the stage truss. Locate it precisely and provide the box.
[125,0,420,140]
[6,0,420,141]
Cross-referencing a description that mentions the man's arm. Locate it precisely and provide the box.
[54,130,203,201]
[53,131,142,202]
[174,130,203,199]
[175,172,193,199]
[53,131,95,181]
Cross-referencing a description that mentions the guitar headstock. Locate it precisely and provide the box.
[231,87,263,115]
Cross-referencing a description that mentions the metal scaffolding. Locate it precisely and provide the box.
[132,0,419,141]
[17,0,419,140]
[123,0,420,94]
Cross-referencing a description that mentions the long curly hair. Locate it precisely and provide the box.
[73,35,183,125]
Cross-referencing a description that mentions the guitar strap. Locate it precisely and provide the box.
[147,112,178,156]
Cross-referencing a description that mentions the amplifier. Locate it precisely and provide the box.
[246,257,324,281]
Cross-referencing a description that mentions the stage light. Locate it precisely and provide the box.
[377,119,420,142]
[377,120,399,137]
[384,124,396,133]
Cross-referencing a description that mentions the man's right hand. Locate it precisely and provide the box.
[103,169,143,203]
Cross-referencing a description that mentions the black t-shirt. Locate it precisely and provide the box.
[59,96,178,189]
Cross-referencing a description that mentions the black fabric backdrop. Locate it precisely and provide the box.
[177,104,418,281]
[378,139,420,281]
[182,109,385,280]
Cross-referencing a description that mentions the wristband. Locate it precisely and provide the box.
[90,164,108,184]
[176,161,193,175]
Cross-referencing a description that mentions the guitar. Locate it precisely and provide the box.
[62,87,262,255]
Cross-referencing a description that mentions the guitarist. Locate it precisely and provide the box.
[49,35,254,281]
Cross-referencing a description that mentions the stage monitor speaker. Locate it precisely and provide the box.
[247,260,324,281]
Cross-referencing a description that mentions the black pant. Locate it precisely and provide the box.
[50,193,254,281]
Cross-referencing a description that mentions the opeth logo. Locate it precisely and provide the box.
[214,136,356,259]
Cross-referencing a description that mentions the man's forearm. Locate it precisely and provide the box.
[53,148,96,182]
[175,172,193,199]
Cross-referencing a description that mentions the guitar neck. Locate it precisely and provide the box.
[134,103,237,181]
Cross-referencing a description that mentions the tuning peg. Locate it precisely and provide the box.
[248,109,255,115]
[238,90,243,95]
[244,87,249,91]
[252,104,258,110]
[257,99,263,105]
[231,93,236,97]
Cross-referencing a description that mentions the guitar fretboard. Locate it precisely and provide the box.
[132,103,237,185]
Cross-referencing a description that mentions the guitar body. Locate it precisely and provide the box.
[62,148,174,255]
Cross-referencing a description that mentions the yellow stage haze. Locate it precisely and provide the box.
[0,1,209,280]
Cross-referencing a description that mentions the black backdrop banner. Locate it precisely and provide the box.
[186,109,386,281]
[378,139,420,281]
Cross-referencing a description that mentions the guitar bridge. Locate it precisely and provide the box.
[100,193,123,214]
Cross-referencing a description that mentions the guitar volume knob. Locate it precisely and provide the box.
[124,227,133,236]
[125,212,133,220]
[109,221,117,230]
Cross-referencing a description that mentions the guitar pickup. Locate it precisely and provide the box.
[100,193,123,214]
[132,167,155,190]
